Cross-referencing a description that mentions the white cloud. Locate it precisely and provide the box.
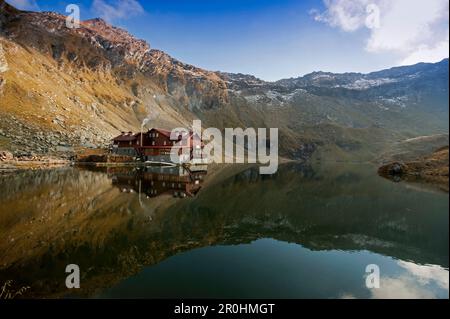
[339,261,449,299]
[398,261,449,290]
[370,261,449,299]
[312,0,373,32]
[91,0,145,23]
[6,0,38,10]
[312,0,449,65]
[400,35,450,66]
[370,276,437,299]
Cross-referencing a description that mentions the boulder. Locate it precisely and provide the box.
[378,162,408,177]
[389,162,406,175]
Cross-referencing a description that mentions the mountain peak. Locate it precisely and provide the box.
[81,17,148,48]
[84,17,107,25]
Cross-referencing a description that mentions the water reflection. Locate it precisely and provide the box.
[108,166,206,199]
[373,262,448,299]
[0,163,448,298]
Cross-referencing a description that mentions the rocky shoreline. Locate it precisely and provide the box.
[0,150,69,174]
[378,146,449,192]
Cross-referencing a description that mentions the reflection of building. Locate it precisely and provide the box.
[111,128,206,163]
[109,166,206,198]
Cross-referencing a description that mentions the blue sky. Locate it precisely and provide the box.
[7,0,449,81]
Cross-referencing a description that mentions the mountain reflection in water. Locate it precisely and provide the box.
[0,163,448,299]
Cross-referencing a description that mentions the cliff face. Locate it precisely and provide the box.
[0,2,228,104]
[0,1,229,155]
[0,0,448,160]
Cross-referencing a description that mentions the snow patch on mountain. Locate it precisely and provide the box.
[339,78,398,90]
[242,88,309,106]
[381,96,409,108]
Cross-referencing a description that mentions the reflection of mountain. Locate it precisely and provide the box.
[165,163,448,266]
[108,166,206,199]
[0,163,448,298]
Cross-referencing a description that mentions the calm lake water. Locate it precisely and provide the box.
[0,162,448,299]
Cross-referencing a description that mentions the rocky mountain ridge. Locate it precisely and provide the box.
[225,58,448,110]
[0,0,448,160]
